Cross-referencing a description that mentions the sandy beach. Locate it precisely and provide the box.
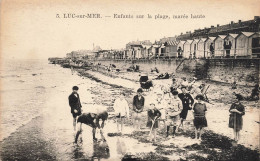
[0,60,259,161]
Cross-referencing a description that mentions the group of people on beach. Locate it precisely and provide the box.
[68,73,256,144]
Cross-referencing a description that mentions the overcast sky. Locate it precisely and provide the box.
[0,0,259,59]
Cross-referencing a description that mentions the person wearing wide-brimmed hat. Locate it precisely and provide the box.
[68,86,82,131]
[178,85,194,130]
[166,90,183,137]
[193,94,207,140]
[132,88,145,130]
[228,93,245,142]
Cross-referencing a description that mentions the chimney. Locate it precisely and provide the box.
[211,25,214,28]
[181,32,183,35]
[231,21,234,24]
[217,24,220,27]
[238,20,242,23]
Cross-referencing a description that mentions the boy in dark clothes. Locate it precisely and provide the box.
[68,86,82,130]
[178,86,194,130]
[133,88,145,130]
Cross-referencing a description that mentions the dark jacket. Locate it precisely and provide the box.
[224,41,232,49]
[133,95,145,112]
[178,93,194,110]
[69,93,82,113]
[148,109,161,120]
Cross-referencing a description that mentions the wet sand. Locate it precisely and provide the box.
[0,63,259,161]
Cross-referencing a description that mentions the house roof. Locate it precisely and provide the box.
[216,35,226,40]
[241,32,255,37]
[152,45,161,48]
[206,37,216,41]
[226,34,239,39]
[178,41,186,45]
[184,40,193,44]
[165,41,178,46]
[198,38,207,42]
[141,45,152,49]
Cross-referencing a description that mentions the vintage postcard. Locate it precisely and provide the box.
[0,0,259,160]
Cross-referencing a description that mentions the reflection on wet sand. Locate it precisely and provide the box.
[73,129,110,160]
[116,137,127,156]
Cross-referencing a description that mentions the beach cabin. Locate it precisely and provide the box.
[205,37,216,58]
[158,43,166,57]
[165,41,178,58]
[127,49,134,59]
[133,47,142,59]
[183,40,193,58]
[177,41,185,51]
[236,32,260,58]
[197,38,207,58]
[152,44,160,58]
[224,34,238,57]
[141,45,152,59]
[191,39,199,58]
[177,41,185,57]
[250,32,260,58]
[214,35,226,57]
[147,46,153,59]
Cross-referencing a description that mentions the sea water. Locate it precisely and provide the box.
[0,59,58,141]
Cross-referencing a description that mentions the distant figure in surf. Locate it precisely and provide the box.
[68,86,82,131]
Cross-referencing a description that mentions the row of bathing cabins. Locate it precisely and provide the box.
[108,17,260,59]
[122,31,260,59]
[66,17,260,60]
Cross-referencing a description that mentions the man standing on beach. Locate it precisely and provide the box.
[68,86,82,131]
[178,86,194,131]
[132,88,145,130]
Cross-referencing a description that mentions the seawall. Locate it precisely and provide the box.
[93,59,259,86]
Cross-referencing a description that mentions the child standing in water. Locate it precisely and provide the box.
[229,94,245,142]
[193,94,207,140]
[147,102,161,142]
